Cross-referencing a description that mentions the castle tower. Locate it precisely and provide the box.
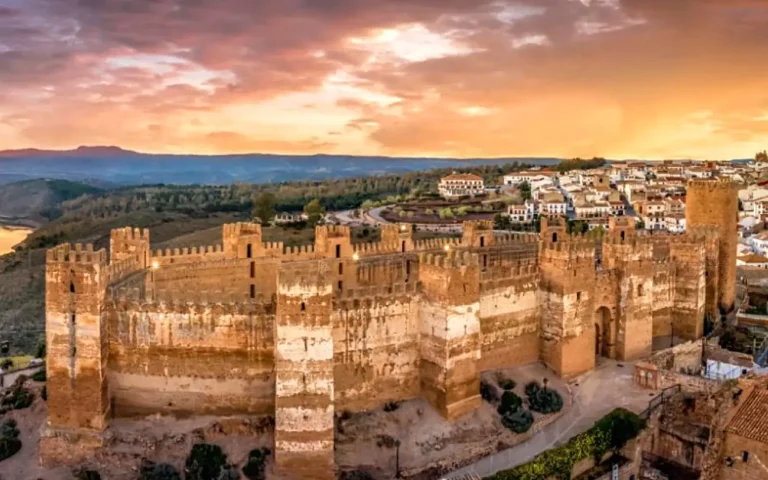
[668,239,708,340]
[274,261,335,480]
[685,179,738,313]
[601,219,654,360]
[381,223,414,252]
[222,222,263,259]
[538,230,597,378]
[45,244,110,430]
[462,220,495,248]
[417,251,481,420]
[315,225,353,295]
[110,227,150,269]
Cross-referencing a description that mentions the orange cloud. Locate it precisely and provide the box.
[0,0,766,158]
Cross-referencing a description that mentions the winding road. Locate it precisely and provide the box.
[444,360,656,479]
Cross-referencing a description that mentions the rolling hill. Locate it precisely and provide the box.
[0,179,105,226]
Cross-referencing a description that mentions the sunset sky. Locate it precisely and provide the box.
[1,0,767,159]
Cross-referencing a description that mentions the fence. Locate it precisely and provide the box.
[639,384,681,420]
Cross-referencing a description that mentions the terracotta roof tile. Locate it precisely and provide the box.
[726,387,768,443]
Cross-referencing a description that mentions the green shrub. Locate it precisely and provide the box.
[74,469,101,480]
[184,443,229,480]
[340,471,375,480]
[32,368,46,382]
[525,381,541,397]
[242,448,271,480]
[139,459,181,480]
[499,378,516,391]
[35,341,46,359]
[501,409,534,434]
[529,388,564,414]
[497,391,522,416]
[480,380,499,403]
[0,377,34,411]
[0,419,21,463]
[488,408,644,480]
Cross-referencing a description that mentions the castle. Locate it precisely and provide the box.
[42,179,738,479]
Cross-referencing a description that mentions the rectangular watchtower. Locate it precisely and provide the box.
[45,244,110,431]
[538,228,597,379]
[417,250,482,420]
[274,261,335,480]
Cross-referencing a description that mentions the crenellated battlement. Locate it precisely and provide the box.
[107,257,141,285]
[46,243,107,265]
[353,241,401,257]
[151,244,224,259]
[280,243,316,259]
[687,178,738,191]
[111,226,150,242]
[413,237,462,252]
[222,222,262,238]
[493,232,539,245]
[418,250,479,269]
[316,224,351,238]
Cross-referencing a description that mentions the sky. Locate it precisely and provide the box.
[0,0,767,159]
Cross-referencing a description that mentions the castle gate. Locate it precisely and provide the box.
[595,306,617,359]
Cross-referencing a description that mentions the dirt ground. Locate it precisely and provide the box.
[0,379,274,480]
[0,364,568,480]
[335,364,570,479]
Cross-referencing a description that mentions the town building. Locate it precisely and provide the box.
[438,173,485,199]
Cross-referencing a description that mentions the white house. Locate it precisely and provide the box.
[665,214,686,233]
[749,231,768,255]
[737,253,768,269]
[438,173,484,199]
[507,204,532,223]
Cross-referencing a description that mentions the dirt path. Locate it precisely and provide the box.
[444,360,657,479]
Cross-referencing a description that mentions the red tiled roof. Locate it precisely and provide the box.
[726,387,768,443]
[442,173,483,181]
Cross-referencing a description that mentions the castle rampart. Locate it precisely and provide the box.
[42,216,731,475]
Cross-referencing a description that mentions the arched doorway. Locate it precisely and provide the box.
[595,307,616,359]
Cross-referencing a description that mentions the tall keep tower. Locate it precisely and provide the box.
[685,179,738,313]
[45,244,110,430]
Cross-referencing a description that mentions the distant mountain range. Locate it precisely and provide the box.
[0,145,562,186]
[0,145,142,158]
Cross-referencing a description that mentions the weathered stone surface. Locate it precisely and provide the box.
[43,208,735,475]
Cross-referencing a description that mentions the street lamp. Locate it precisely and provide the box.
[395,439,401,478]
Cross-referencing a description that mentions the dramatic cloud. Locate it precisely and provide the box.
[0,0,766,158]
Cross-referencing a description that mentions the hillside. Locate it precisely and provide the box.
[0,179,104,226]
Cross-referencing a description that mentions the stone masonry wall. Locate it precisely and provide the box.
[106,301,275,417]
[332,290,420,411]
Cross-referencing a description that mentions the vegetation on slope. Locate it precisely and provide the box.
[0,179,104,224]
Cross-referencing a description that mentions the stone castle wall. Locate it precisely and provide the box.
[43,179,737,475]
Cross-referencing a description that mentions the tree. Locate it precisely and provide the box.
[304,199,325,227]
[252,192,276,224]
[756,150,768,163]
[185,443,228,480]
[520,182,532,201]
[0,359,12,371]
[494,213,511,230]
[35,341,46,359]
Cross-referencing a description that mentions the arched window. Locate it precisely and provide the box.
[552,232,558,243]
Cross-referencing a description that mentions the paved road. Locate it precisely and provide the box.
[444,360,655,479]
